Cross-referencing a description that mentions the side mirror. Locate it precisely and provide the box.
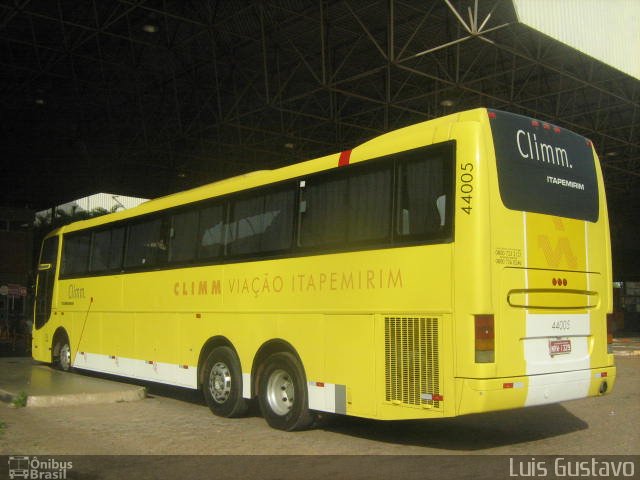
[38,263,52,271]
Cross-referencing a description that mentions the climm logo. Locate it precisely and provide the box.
[174,280,221,296]
[516,129,572,169]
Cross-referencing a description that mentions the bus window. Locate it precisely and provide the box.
[91,229,111,271]
[62,232,91,276]
[299,175,348,247]
[347,168,392,243]
[124,217,167,268]
[261,189,295,251]
[169,210,199,263]
[198,204,225,260]
[90,227,124,272]
[396,153,451,240]
[227,188,295,256]
[489,109,598,221]
[436,194,446,227]
[108,227,125,269]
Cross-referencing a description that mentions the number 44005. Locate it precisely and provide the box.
[459,163,474,214]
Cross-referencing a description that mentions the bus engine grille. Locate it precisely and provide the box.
[384,316,440,408]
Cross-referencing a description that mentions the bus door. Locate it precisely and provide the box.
[35,236,59,330]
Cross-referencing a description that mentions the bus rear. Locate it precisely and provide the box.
[456,109,615,415]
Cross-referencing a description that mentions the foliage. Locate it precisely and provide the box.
[11,391,28,408]
[35,205,117,229]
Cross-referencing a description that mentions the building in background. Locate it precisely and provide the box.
[1,194,148,339]
[0,207,34,336]
[35,193,148,227]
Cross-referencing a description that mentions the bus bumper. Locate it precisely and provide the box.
[456,365,616,416]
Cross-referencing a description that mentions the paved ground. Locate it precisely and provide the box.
[0,356,637,456]
[0,358,145,407]
[611,336,640,356]
[0,338,637,479]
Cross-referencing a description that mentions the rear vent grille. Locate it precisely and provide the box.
[385,316,440,408]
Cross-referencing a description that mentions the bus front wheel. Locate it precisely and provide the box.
[53,334,72,372]
[258,352,314,431]
[202,346,248,418]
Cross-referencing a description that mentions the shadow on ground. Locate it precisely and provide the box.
[314,404,588,450]
[4,336,591,452]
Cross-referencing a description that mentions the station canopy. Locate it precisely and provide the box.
[1,1,639,241]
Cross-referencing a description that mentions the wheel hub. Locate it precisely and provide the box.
[266,369,294,416]
[209,362,232,404]
[59,343,71,370]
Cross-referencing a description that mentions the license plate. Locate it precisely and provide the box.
[549,339,571,356]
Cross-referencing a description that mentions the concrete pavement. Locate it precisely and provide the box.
[0,358,145,407]
[611,336,640,356]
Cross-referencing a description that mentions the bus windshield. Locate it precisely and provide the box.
[489,109,599,222]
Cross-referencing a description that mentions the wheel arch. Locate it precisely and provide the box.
[197,336,238,388]
[51,327,70,363]
[251,338,305,397]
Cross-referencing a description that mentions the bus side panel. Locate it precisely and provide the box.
[320,314,376,417]
[450,120,497,380]
[587,151,615,371]
[375,312,453,420]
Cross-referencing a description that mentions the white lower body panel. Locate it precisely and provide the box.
[525,369,591,406]
[307,381,347,414]
[73,352,198,389]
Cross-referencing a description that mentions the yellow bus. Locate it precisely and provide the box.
[32,108,615,430]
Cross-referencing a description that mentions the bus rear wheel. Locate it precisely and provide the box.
[202,346,248,418]
[53,334,72,372]
[258,352,314,431]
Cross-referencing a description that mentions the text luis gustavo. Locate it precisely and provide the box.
[509,457,635,477]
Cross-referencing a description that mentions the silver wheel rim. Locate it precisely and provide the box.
[209,362,232,404]
[266,368,294,416]
[59,343,71,370]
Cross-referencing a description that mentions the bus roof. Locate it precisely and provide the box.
[53,108,490,236]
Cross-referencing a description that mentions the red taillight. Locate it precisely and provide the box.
[475,314,495,363]
[475,315,494,347]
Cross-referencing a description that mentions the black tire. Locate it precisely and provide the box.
[258,352,314,431]
[202,346,248,418]
[53,333,72,372]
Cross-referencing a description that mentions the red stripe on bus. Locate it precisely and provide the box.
[338,149,352,167]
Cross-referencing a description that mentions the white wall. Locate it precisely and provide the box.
[513,0,640,80]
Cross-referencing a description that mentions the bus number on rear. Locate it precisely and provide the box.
[459,163,474,215]
[552,319,571,331]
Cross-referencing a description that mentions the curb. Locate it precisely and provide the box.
[27,386,146,407]
[613,350,640,357]
[0,386,146,408]
[0,389,15,404]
